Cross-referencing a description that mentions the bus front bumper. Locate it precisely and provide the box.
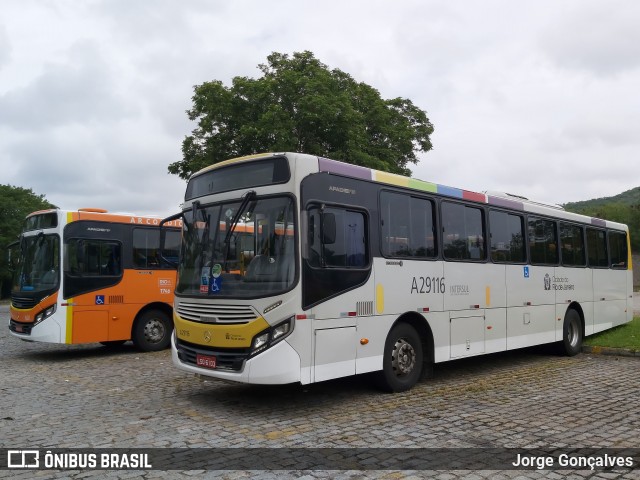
[9,317,62,343]
[170,332,301,385]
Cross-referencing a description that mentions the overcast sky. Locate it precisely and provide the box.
[1,0,639,217]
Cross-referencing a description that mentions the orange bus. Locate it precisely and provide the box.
[8,208,182,351]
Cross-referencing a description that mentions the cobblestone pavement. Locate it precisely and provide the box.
[0,303,639,480]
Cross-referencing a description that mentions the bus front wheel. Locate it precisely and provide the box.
[561,309,583,356]
[377,323,423,393]
[132,309,172,352]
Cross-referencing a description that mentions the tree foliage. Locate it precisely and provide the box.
[169,51,434,179]
[0,185,56,298]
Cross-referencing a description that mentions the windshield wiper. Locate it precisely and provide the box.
[221,190,256,273]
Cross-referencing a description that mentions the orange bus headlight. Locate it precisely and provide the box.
[34,304,57,326]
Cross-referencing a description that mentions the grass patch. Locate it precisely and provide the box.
[584,316,640,350]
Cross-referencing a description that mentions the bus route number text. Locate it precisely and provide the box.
[411,276,445,294]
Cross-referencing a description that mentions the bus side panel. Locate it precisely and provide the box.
[627,269,634,325]
[592,268,627,334]
[69,270,176,342]
[310,280,373,382]
[72,310,108,343]
[505,265,555,349]
[554,266,593,340]
[443,262,505,358]
[377,258,444,316]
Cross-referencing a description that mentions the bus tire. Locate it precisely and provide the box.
[377,323,423,393]
[132,309,172,352]
[561,309,583,356]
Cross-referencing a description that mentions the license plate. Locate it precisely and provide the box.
[196,354,217,369]
[15,325,23,333]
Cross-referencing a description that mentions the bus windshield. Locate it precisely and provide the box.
[12,234,60,294]
[176,195,296,297]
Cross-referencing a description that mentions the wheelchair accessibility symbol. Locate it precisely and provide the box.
[95,295,105,305]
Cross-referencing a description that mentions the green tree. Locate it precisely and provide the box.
[0,185,56,298]
[169,51,434,179]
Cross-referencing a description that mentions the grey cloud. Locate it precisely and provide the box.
[0,40,132,130]
[540,1,640,75]
[0,25,10,70]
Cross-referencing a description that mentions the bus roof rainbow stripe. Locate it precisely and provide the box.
[318,157,498,205]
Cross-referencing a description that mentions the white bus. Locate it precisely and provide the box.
[166,152,633,392]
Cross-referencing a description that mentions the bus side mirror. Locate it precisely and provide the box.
[322,212,336,245]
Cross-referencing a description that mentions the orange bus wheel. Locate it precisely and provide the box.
[132,309,172,352]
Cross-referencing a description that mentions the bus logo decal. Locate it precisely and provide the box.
[544,274,551,290]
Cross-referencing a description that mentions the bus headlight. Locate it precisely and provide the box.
[34,304,56,326]
[250,316,294,357]
[252,333,269,351]
[272,321,291,341]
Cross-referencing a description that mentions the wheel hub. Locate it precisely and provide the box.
[392,338,416,376]
[144,319,165,344]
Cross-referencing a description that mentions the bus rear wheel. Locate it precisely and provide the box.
[377,323,423,393]
[132,309,172,352]
[561,309,583,356]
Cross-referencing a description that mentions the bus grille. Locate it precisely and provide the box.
[176,302,257,324]
[175,339,248,372]
[11,294,37,309]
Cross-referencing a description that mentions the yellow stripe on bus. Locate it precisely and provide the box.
[376,284,385,314]
[65,301,73,344]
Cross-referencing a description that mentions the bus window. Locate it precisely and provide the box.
[380,191,436,258]
[586,228,608,268]
[134,229,181,268]
[442,202,485,261]
[489,210,525,263]
[309,207,367,268]
[608,231,628,269]
[64,239,122,298]
[560,223,586,267]
[528,217,558,265]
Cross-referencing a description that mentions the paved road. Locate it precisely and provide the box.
[0,303,639,479]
